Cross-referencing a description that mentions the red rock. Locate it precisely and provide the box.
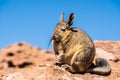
[0,41,120,80]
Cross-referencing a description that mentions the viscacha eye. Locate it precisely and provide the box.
[61,29,66,31]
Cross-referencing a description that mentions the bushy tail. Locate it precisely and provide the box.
[87,58,111,75]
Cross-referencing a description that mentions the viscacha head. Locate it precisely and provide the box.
[52,13,75,42]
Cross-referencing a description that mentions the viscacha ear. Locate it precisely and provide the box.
[60,13,64,22]
[67,13,75,26]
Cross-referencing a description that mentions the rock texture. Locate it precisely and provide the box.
[0,41,120,80]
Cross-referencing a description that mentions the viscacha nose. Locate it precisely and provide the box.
[52,34,61,42]
[52,35,58,40]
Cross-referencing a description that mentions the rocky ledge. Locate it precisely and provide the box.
[0,41,120,80]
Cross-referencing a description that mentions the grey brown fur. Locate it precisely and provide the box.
[52,13,111,75]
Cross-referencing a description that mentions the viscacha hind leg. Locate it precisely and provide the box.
[61,64,76,73]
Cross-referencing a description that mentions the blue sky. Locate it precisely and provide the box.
[0,0,120,50]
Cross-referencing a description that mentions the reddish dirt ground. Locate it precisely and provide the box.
[0,41,120,80]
